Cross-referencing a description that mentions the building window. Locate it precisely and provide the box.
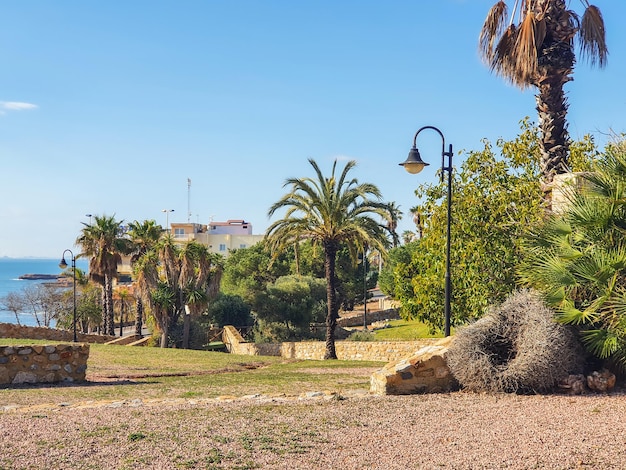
[239,244,247,249]
[219,244,226,251]
[174,228,185,238]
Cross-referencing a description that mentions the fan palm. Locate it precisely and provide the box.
[479,0,608,201]
[266,158,390,359]
[76,215,131,335]
[520,141,626,367]
[127,219,163,337]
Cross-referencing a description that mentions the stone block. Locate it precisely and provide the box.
[370,337,457,395]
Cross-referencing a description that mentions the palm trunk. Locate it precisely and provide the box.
[105,275,115,336]
[323,242,339,360]
[101,286,108,334]
[135,298,144,338]
[534,0,576,208]
[182,310,191,349]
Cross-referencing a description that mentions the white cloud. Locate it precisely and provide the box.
[0,101,38,111]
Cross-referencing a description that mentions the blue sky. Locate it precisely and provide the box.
[1,0,624,258]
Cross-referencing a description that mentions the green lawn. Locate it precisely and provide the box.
[0,340,384,407]
[371,318,448,340]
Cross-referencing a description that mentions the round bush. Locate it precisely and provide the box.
[446,290,584,394]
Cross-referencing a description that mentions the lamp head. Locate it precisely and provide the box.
[59,258,68,269]
[399,147,429,175]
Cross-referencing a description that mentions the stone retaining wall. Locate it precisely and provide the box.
[0,343,89,385]
[222,326,438,362]
[337,308,400,328]
[0,322,115,344]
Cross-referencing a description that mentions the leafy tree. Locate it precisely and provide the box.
[205,293,253,328]
[266,158,389,359]
[519,139,626,367]
[253,275,327,342]
[127,219,163,337]
[76,214,131,335]
[390,123,599,333]
[479,1,608,200]
[220,242,291,308]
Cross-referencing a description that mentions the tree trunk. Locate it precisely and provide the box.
[161,320,169,348]
[101,286,108,334]
[534,0,576,209]
[323,242,339,360]
[182,306,191,349]
[104,275,115,336]
[135,298,144,338]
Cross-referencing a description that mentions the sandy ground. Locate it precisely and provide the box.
[2,389,626,469]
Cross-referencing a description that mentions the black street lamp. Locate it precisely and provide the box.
[59,249,78,342]
[399,125,453,337]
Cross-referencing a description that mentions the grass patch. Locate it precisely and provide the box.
[0,341,384,406]
[372,318,446,340]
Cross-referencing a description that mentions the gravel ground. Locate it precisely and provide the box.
[2,390,626,469]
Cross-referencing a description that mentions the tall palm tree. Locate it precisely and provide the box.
[179,242,223,349]
[127,219,163,337]
[266,158,390,359]
[383,201,403,248]
[76,215,131,335]
[479,0,607,202]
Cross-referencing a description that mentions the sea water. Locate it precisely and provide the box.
[0,257,89,326]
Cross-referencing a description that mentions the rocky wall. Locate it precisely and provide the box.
[222,325,439,362]
[336,308,400,328]
[0,343,89,385]
[0,322,115,344]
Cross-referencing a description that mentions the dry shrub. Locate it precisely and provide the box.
[446,290,584,394]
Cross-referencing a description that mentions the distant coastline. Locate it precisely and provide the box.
[18,274,62,280]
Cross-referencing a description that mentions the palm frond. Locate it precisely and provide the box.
[579,5,608,68]
[479,1,508,63]
[581,329,619,358]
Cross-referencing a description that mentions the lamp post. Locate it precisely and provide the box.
[59,249,77,342]
[162,209,174,234]
[399,125,453,337]
[85,214,93,225]
[362,247,368,330]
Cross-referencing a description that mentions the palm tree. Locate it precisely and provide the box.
[134,237,222,348]
[479,0,608,202]
[76,215,131,335]
[383,201,403,248]
[127,219,163,337]
[266,158,390,359]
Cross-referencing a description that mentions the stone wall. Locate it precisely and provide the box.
[0,322,115,344]
[222,326,438,362]
[0,343,89,385]
[336,308,400,328]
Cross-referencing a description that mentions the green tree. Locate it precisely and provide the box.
[127,219,163,337]
[220,242,291,308]
[134,237,221,348]
[394,125,546,332]
[205,293,253,328]
[479,1,608,198]
[76,214,131,335]
[520,140,626,367]
[253,275,327,342]
[266,158,389,359]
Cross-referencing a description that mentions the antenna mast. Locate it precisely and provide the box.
[187,178,191,223]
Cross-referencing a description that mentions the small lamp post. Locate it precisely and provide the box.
[399,125,454,337]
[59,249,77,342]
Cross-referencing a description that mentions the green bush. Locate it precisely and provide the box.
[346,330,377,342]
